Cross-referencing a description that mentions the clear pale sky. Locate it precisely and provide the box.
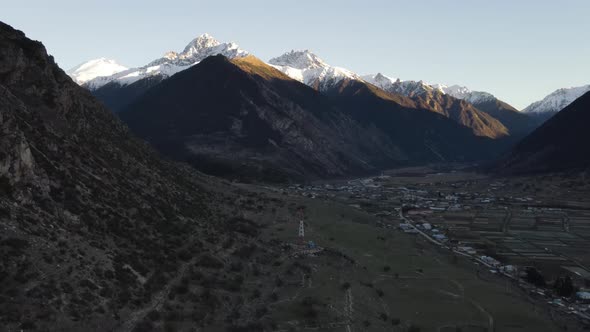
[2,0,589,109]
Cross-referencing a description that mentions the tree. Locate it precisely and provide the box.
[554,275,575,297]
[525,267,546,288]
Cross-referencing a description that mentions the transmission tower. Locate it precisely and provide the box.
[298,208,305,244]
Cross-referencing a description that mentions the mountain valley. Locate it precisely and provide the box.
[1,5,590,332]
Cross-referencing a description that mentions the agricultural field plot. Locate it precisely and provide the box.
[431,213,473,230]
[472,209,506,232]
[509,216,537,230]
[568,212,590,237]
[428,210,505,233]
[477,236,563,265]
[508,231,590,268]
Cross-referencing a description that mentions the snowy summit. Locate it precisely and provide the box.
[363,73,497,105]
[66,58,128,85]
[82,34,248,90]
[362,73,433,98]
[269,50,359,91]
[523,84,590,114]
[438,85,496,105]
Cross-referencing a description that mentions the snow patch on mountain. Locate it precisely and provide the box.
[362,74,434,98]
[363,73,496,105]
[361,73,398,90]
[437,85,495,104]
[437,85,497,105]
[523,85,590,114]
[66,58,128,85]
[84,34,248,90]
[268,50,359,91]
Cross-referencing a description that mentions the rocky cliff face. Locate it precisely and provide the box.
[0,90,35,185]
[0,21,287,331]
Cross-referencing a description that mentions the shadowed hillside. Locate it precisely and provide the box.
[119,56,502,182]
[497,91,590,173]
[0,21,291,331]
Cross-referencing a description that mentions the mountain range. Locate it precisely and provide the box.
[70,33,587,130]
[84,33,248,90]
[362,74,537,137]
[64,34,551,180]
[81,34,249,113]
[65,33,590,178]
[269,51,515,139]
[72,34,531,139]
[118,54,499,182]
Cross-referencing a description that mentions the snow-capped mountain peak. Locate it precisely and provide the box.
[436,85,496,104]
[523,84,590,114]
[363,74,498,105]
[269,50,327,70]
[182,33,221,55]
[437,84,471,98]
[66,58,128,85]
[145,33,247,68]
[268,50,359,91]
[83,34,248,90]
[362,74,435,98]
[361,73,398,90]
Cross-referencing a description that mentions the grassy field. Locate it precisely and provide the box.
[250,191,565,332]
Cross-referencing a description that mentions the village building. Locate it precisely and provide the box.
[561,266,590,288]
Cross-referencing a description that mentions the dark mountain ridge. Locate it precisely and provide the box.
[120,55,402,181]
[119,55,503,182]
[0,21,287,331]
[90,75,165,113]
[88,59,525,142]
[410,89,509,139]
[472,98,537,137]
[325,78,503,158]
[497,91,590,173]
